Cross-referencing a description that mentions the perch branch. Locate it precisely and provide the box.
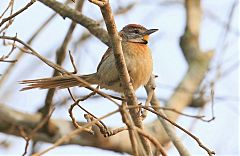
[90,0,151,155]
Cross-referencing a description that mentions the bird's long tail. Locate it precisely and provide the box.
[20,74,98,91]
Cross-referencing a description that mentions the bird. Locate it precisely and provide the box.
[20,24,158,93]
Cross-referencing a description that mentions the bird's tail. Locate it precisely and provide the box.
[20,74,98,91]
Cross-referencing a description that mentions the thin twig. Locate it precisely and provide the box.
[134,127,167,156]
[145,75,191,156]
[119,102,141,156]
[0,33,17,62]
[141,106,215,156]
[0,0,14,19]
[0,35,120,107]
[141,86,154,120]
[32,109,119,156]
[105,126,128,137]
[0,59,17,63]
[0,7,60,87]
[0,0,36,27]
[38,0,109,45]
[0,0,14,34]
[68,99,94,134]
[208,86,215,122]
[67,86,109,132]
[37,0,84,134]
[158,107,206,121]
[68,51,78,74]
[90,0,152,154]
[21,107,55,156]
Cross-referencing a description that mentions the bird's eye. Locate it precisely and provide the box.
[133,29,140,34]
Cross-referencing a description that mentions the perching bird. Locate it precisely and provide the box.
[20,24,158,93]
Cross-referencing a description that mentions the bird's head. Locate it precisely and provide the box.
[120,24,158,44]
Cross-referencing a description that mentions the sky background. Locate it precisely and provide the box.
[0,0,239,155]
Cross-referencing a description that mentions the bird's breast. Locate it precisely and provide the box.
[122,42,153,90]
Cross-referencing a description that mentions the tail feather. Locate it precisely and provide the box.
[20,74,98,91]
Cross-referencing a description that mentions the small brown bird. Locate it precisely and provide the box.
[20,24,158,93]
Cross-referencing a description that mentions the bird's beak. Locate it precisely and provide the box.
[142,29,158,44]
[143,29,158,35]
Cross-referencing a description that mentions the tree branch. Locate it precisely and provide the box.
[145,76,191,156]
[166,0,214,122]
[0,0,36,28]
[90,0,151,155]
[37,0,109,45]
[0,103,132,154]
[38,0,84,135]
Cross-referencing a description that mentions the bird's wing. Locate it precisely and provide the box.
[97,48,113,71]
[95,48,123,92]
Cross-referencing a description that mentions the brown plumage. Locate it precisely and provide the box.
[20,74,97,91]
[20,24,158,93]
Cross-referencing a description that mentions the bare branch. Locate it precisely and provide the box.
[32,109,119,156]
[141,106,215,156]
[38,0,84,135]
[0,35,121,107]
[166,0,213,121]
[90,0,152,155]
[145,76,191,156]
[21,107,55,156]
[0,103,137,154]
[38,0,109,45]
[0,0,36,28]
[0,9,59,88]
[134,127,167,156]
[0,0,14,19]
